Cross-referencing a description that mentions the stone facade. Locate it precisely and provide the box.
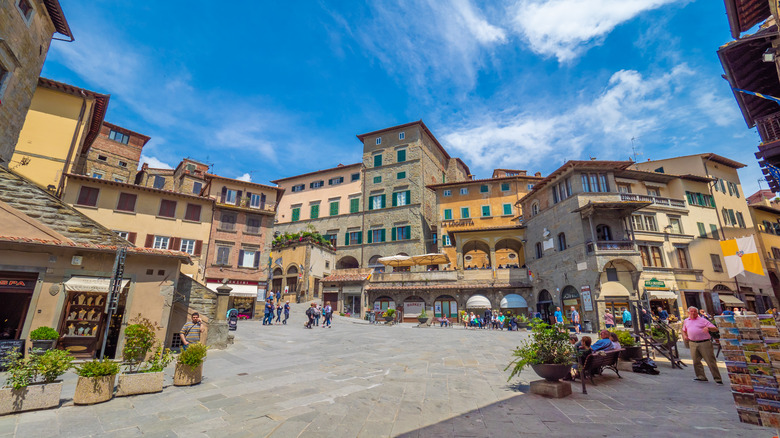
[80,122,149,183]
[0,0,69,165]
[270,240,336,304]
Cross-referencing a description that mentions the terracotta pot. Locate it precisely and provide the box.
[531,363,572,382]
[0,382,62,415]
[73,375,116,405]
[116,372,164,397]
[174,363,203,386]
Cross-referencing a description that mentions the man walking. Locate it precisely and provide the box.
[180,312,203,350]
[264,300,275,326]
[682,306,722,384]
[283,301,290,325]
[554,307,563,325]
[622,307,632,328]
[570,306,580,334]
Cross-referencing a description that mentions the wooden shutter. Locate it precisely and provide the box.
[392,193,398,207]
[194,240,203,256]
[127,232,137,244]
[236,191,243,205]
[367,230,373,243]
[380,194,386,209]
[254,251,261,268]
[246,191,252,206]
[357,232,362,244]
[238,249,245,267]
[145,234,154,248]
[345,233,350,246]
[220,186,227,203]
[369,196,374,211]
[405,190,411,204]
[380,229,386,242]
[391,228,396,241]
[170,238,181,252]
[405,226,411,240]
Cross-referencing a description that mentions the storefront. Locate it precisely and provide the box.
[59,276,130,359]
[560,286,581,321]
[719,293,746,313]
[434,295,458,320]
[402,296,425,323]
[600,281,631,326]
[500,293,528,317]
[341,285,363,317]
[0,272,38,340]
[208,280,259,319]
[373,296,395,313]
[643,278,679,318]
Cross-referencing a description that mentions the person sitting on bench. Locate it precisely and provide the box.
[592,330,613,352]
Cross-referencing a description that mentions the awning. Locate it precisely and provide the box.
[500,294,528,308]
[323,286,340,294]
[64,276,129,293]
[411,253,449,266]
[342,285,362,295]
[600,281,631,298]
[206,283,258,297]
[649,290,677,300]
[719,294,745,306]
[466,295,491,308]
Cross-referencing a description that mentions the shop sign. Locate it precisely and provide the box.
[441,219,474,228]
[644,278,666,288]
[404,301,424,316]
[581,286,593,312]
[0,280,31,288]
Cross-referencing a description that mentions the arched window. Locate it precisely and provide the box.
[557,233,566,251]
[531,202,539,216]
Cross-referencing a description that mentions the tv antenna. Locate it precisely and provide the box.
[630,137,642,162]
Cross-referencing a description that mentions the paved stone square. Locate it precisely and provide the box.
[0,306,768,437]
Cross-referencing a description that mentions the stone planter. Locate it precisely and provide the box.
[620,346,643,361]
[516,323,528,330]
[30,340,57,353]
[0,382,62,415]
[73,375,116,405]
[417,317,429,325]
[531,363,572,382]
[384,316,394,323]
[174,363,203,386]
[116,372,164,397]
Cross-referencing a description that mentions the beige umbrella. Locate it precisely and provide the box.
[411,253,449,266]
[377,255,415,267]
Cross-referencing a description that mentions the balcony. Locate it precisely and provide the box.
[586,240,636,253]
[216,199,277,213]
[619,193,686,209]
[371,270,458,283]
[757,112,780,144]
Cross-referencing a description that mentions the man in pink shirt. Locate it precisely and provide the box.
[682,306,722,384]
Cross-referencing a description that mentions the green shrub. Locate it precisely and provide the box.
[122,315,158,372]
[3,348,73,389]
[518,314,529,323]
[143,345,174,373]
[75,358,120,377]
[29,326,59,341]
[178,343,208,368]
[505,321,574,381]
[614,330,636,347]
[419,307,428,318]
[382,308,396,318]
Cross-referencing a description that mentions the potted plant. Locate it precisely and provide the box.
[418,307,429,325]
[505,321,574,383]
[72,357,119,405]
[615,330,642,360]
[0,348,73,414]
[516,314,530,330]
[29,327,60,353]
[116,316,173,397]
[174,343,208,386]
[382,308,396,323]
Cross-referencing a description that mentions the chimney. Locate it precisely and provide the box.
[534,172,541,177]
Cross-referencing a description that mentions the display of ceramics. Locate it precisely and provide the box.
[95,296,103,306]
[87,310,95,321]
[77,294,85,305]
[86,297,93,306]
[67,324,75,336]
[77,327,84,335]
[77,309,86,319]
[69,311,76,320]
[91,326,98,336]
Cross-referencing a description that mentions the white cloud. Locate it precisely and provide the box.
[441,64,728,173]
[235,173,252,182]
[509,0,680,62]
[139,155,173,170]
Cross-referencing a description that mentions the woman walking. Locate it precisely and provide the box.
[283,301,290,325]
[323,301,333,328]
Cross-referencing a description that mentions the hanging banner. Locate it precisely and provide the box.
[581,286,593,312]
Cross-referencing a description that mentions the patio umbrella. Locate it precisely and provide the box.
[411,253,449,266]
[377,255,415,267]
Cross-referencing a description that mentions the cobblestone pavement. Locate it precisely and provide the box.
[0,305,768,437]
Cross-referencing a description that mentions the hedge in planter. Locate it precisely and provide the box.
[0,348,73,415]
[174,343,207,386]
[73,358,120,405]
[29,327,60,353]
[505,321,574,382]
[116,316,173,397]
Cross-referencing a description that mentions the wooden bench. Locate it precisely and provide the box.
[577,349,623,394]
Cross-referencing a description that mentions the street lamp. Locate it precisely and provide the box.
[763,47,777,63]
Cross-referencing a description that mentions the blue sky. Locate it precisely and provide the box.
[43,0,769,195]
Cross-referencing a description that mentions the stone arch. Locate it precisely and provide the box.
[337,256,359,269]
[368,255,385,273]
[463,239,491,269]
[286,265,299,275]
[434,294,458,318]
[561,285,581,321]
[495,238,524,267]
[537,289,554,323]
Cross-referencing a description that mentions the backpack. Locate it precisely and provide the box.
[306,308,315,317]
[632,358,659,375]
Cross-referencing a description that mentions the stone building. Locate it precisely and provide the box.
[428,170,542,269]
[79,121,150,184]
[271,163,364,269]
[0,0,73,165]
[134,158,210,194]
[61,173,214,280]
[321,268,373,318]
[10,78,108,192]
[202,173,283,317]
[357,121,470,270]
[269,238,336,304]
[0,165,192,359]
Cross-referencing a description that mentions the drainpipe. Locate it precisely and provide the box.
[57,91,88,197]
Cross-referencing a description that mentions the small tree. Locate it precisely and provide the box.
[122,315,158,373]
[505,321,573,381]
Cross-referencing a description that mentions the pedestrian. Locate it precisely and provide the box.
[641,309,652,327]
[483,308,492,329]
[604,310,615,328]
[369,309,376,324]
[275,302,283,324]
[509,315,517,331]
[570,306,580,334]
[682,306,722,384]
[283,301,290,325]
[179,312,203,350]
[622,307,632,328]
[276,290,281,304]
[263,300,270,325]
[305,302,316,328]
[315,304,322,326]
[554,307,563,324]
[265,300,275,325]
[657,306,669,324]
[323,301,333,328]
